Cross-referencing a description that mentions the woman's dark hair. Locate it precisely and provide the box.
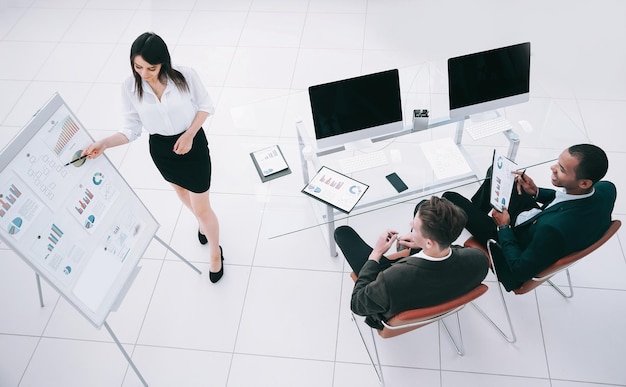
[568,144,609,184]
[130,32,189,99]
[417,196,467,247]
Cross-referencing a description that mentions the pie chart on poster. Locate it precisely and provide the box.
[71,150,87,167]
[8,217,22,235]
[84,214,95,229]
[92,172,104,185]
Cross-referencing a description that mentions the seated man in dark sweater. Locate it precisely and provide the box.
[334,196,489,329]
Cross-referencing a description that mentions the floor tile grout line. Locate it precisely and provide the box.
[116,200,183,385]
[533,290,553,386]
[223,0,270,370]
[17,292,62,387]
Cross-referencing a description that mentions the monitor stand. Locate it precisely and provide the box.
[343,138,376,152]
[469,110,499,123]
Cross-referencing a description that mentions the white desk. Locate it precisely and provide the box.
[295,114,519,257]
[229,61,589,257]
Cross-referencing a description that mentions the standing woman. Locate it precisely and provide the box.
[84,32,225,283]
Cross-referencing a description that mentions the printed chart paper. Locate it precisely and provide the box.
[419,137,472,179]
[490,149,517,212]
[250,145,291,182]
[301,166,369,213]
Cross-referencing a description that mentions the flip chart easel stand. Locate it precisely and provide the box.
[0,92,205,387]
[33,235,201,386]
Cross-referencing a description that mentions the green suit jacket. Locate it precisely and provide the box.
[495,180,616,291]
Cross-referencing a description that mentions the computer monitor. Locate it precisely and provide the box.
[308,69,403,151]
[448,42,531,119]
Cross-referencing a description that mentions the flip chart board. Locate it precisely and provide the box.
[0,93,159,328]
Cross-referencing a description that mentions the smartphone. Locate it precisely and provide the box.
[385,172,408,193]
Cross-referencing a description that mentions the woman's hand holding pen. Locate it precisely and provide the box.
[512,169,538,196]
[83,141,105,159]
[83,133,129,159]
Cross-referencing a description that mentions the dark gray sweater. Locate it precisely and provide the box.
[352,246,489,329]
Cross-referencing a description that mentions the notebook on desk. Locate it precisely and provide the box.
[301,166,369,213]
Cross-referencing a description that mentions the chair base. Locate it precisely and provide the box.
[351,313,385,386]
[471,299,517,344]
[546,271,574,298]
[351,310,468,386]
[440,312,465,356]
[472,266,575,345]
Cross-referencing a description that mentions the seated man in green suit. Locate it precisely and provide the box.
[443,144,616,291]
[334,196,489,329]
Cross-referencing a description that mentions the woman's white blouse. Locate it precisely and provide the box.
[119,66,214,141]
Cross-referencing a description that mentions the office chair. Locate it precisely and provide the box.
[348,250,489,386]
[463,219,622,343]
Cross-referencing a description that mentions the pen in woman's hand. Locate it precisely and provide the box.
[64,153,91,167]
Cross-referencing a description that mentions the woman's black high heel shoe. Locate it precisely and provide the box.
[209,246,224,283]
[198,230,208,245]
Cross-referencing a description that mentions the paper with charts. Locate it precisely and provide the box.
[419,137,472,180]
[251,145,289,176]
[301,166,369,213]
[490,149,517,212]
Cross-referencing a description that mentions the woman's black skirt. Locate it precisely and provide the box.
[149,128,211,193]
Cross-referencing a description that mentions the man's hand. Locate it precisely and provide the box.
[491,207,511,227]
[368,230,398,262]
[512,170,538,196]
[396,232,418,255]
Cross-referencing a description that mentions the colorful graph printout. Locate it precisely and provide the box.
[0,173,43,240]
[251,145,289,177]
[68,166,119,234]
[489,149,517,212]
[250,144,291,182]
[301,166,369,213]
[53,116,80,155]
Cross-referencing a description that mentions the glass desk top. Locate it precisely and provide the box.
[226,61,590,255]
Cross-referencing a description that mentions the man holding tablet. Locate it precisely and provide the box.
[443,144,616,291]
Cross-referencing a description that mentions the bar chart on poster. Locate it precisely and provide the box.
[0,92,159,328]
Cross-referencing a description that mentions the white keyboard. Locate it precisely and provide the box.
[339,150,389,174]
[464,116,513,140]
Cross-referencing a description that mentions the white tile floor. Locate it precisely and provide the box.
[1,1,625,386]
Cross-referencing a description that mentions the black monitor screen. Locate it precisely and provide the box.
[448,42,531,110]
[308,69,402,140]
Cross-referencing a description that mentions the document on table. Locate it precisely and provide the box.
[489,149,517,212]
[419,137,472,179]
[301,166,369,213]
[250,145,291,182]
[251,145,289,176]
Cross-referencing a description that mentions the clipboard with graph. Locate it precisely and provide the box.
[301,166,369,213]
[489,149,517,212]
[250,145,291,182]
